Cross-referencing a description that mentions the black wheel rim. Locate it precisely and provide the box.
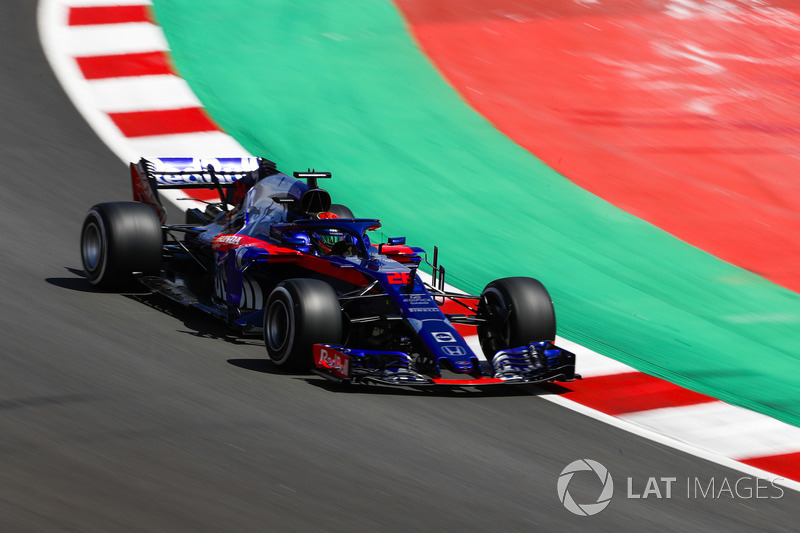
[82,220,103,275]
[266,299,290,353]
[478,290,511,353]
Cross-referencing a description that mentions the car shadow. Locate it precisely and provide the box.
[126,291,259,346]
[46,267,153,295]
[227,358,311,376]
[50,267,257,345]
[46,267,105,293]
[46,275,100,292]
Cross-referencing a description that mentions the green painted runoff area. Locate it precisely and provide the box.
[152,0,800,425]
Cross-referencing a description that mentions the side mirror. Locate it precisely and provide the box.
[378,237,406,255]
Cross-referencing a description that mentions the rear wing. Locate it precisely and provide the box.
[131,157,279,223]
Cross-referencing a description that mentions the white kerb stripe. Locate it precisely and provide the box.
[63,0,152,7]
[60,24,168,57]
[554,336,638,377]
[86,75,204,113]
[127,132,252,159]
[620,401,800,460]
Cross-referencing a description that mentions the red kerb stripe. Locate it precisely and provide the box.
[559,372,717,415]
[739,452,800,483]
[108,108,220,138]
[76,51,173,80]
[68,5,151,26]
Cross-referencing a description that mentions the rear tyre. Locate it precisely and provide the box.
[264,279,343,370]
[80,202,162,289]
[477,276,556,359]
[328,203,354,218]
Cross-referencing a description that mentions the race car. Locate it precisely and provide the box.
[80,157,576,386]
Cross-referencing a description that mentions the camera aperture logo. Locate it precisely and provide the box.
[557,459,786,516]
[557,459,614,516]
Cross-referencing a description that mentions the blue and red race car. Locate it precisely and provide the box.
[80,157,576,386]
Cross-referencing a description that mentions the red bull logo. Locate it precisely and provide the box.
[313,345,350,379]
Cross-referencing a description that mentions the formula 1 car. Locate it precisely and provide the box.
[80,157,576,386]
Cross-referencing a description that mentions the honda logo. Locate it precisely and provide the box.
[442,345,467,356]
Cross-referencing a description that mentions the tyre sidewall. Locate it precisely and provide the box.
[478,277,556,358]
[264,279,342,370]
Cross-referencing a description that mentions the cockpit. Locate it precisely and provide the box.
[266,219,381,258]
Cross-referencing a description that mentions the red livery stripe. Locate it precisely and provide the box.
[739,452,800,482]
[76,51,173,80]
[68,5,151,26]
[431,377,504,385]
[560,372,717,416]
[437,297,478,338]
[108,107,219,137]
[182,190,219,202]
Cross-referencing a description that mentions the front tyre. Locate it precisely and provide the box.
[80,202,162,289]
[477,276,556,359]
[264,279,343,370]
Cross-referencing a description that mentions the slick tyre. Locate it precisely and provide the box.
[264,279,343,370]
[80,202,162,290]
[477,276,556,359]
[328,203,354,219]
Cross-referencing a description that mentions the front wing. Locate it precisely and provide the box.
[312,342,577,387]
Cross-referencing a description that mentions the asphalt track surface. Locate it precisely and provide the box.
[2,1,799,531]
